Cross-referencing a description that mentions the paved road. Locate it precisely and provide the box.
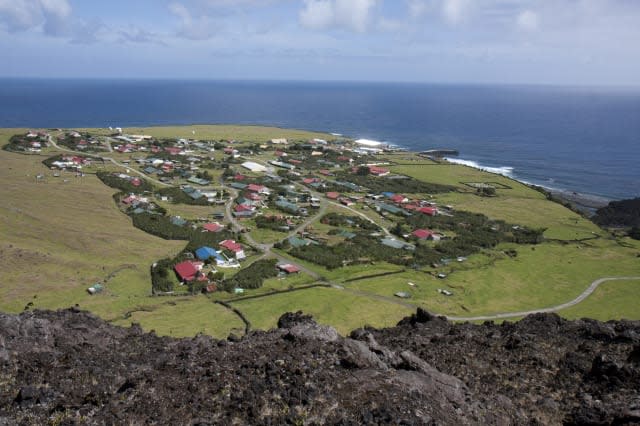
[445,276,640,321]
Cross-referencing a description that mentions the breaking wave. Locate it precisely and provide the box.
[444,157,515,177]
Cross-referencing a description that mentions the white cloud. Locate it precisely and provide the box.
[516,9,538,32]
[407,0,428,19]
[0,0,71,35]
[299,0,377,33]
[169,2,218,40]
[442,0,471,24]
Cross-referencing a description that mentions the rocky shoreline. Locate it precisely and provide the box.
[1,308,639,425]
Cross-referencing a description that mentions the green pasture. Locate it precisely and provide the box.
[231,287,413,335]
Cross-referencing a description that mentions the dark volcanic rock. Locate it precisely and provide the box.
[1,308,639,425]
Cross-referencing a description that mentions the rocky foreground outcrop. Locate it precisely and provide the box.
[1,309,639,425]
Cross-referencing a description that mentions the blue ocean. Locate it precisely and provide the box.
[1,79,638,201]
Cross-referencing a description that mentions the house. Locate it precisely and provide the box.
[275,199,300,214]
[245,192,262,201]
[187,176,210,186]
[368,166,390,176]
[164,147,183,155]
[195,246,218,261]
[171,216,188,227]
[220,240,245,259]
[234,174,247,181]
[339,197,355,206]
[325,192,340,200]
[269,160,295,170]
[241,161,267,173]
[235,204,255,213]
[376,203,404,215]
[229,182,248,190]
[247,184,270,195]
[390,194,408,204]
[203,223,224,233]
[174,261,198,282]
[412,229,434,240]
[143,166,158,174]
[381,238,415,251]
[288,236,314,248]
[270,138,288,145]
[122,195,138,205]
[338,230,357,240]
[277,263,301,274]
[303,177,319,185]
[418,207,438,216]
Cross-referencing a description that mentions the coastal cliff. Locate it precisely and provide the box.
[1,308,639,425]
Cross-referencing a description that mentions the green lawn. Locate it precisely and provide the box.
[232,287,413,335]
[112,294,246,338]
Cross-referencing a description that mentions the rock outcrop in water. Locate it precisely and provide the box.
[1,308,639,425]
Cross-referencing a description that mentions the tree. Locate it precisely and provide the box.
[357,166,370,176]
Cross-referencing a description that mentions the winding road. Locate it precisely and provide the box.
[445,276,640,321]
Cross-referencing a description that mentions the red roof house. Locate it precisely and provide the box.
[277,263,301,274]
[326,192,340,200]
[174,261,198,282]
[390,194,408,204]
[203,223,224,233]
[131,178,142,187]
[220,240,245,259]
[247,184,268,194]
[235,204,255,213]
[122,195,137,205]
[165,147,182,155]
[234,174,246,181]
[369,166,390,176]
[412,229,434,240]
[418,207,438,216]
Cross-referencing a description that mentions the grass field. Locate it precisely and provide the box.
[231,287,413,335]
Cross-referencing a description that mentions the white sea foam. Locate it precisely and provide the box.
[444,157,514,177]
[354,138,384,147]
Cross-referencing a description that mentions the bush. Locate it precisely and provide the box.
[131,213,193,240]
[222,259,278,290]
[151,258,175,293]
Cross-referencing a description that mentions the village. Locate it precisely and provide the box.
[6,127,547,305]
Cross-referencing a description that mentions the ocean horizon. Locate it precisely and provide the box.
[1,78,638,201]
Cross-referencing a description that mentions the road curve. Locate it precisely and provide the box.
[445,276,640,322]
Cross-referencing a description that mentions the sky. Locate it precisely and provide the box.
[0,0,639,85]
